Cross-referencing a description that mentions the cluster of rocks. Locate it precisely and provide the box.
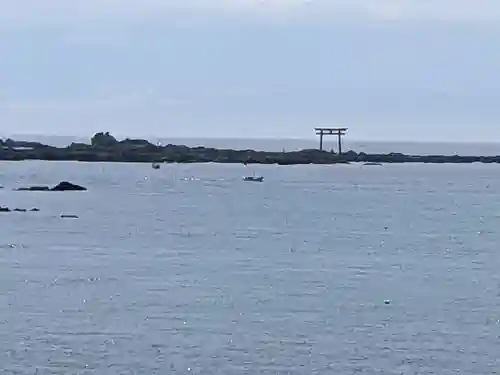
[1,132,500,164]
[1,181,86,216]
[0,207,78,218]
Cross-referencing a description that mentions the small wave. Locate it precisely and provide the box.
[0,243,27,249]
[44,331,132,339]
[49,276,118,287]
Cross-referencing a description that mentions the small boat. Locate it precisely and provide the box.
[243,165,263,182]
[243,176,264,182]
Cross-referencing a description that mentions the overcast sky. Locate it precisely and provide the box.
[1,1,500,141]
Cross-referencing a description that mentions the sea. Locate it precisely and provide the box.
[1,136,500,374]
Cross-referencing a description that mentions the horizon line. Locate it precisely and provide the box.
[1,132,500,145]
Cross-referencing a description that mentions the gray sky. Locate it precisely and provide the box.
[1,0,500,141]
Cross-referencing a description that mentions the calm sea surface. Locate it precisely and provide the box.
[2,160,500,374]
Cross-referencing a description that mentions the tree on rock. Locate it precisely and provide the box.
[91,132,118,147]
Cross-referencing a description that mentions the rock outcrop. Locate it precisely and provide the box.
[51,181,87,191]
[15,181,87,191]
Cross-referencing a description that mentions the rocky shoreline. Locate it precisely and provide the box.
[1,132,499,165]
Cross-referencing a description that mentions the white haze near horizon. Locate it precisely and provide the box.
[1,1,500,142]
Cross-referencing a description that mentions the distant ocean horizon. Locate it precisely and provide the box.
[2,133,500,156]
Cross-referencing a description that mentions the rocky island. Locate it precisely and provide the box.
[0,132,499,165]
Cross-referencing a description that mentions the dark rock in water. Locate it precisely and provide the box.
[60,214,78,218]
[15,181,86,191]
[16,186,50,191]
[51,181,87,191]
[0,206,39,212]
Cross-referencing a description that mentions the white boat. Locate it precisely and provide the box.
[243,164,263,182]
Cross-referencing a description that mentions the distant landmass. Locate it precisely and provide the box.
[1,132,500,165]
[2,133,500,156]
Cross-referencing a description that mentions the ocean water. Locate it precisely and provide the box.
[1,160,500,374]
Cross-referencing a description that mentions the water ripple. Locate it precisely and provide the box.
[1,162,500,373]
